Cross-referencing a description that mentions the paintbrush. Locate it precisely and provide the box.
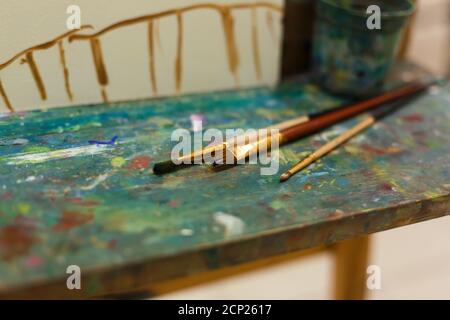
[279,89,429,182]
[153,102,348,174]
[153,80,429,175]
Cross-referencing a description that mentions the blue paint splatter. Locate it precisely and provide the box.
[88,135,118,146]
[296,171,329,184]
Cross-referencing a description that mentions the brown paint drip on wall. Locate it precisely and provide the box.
[266,11,276,42]
[69,3,282,41]
[252,8,262,81]
[25,52,47,101]
[68,2,282,88]
[0,26,92,71]
[147,20,158,94]
[221,8,240,86]
[0,78,14,112]
[89,38,109,103]
[154,20,163,54]
[0,3,282,108]
[175,12,183,92]
[58,41,74,101]
[101,88,109,103]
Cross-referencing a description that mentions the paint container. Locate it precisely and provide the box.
[312,0,415,96]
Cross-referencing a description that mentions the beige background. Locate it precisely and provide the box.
[0,0,283,112]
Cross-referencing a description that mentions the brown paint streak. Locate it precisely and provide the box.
[147,20,158,94]
[58,41,74,101]
[69,3,282,41]
[266,11,276,42]
[251,8,262,81]
[67,2,282,88]
[0,78,14,112]
[90,37,109,103]
[0,26,92,71]
[0,224,37,261]
[101,87,109,103]
[221,8,240,85]
[25,52,47,101]
[154,20,163,53]
[52,211,94,232]
[175,12,183,92]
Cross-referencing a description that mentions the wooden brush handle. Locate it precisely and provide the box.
[281,81,428,142]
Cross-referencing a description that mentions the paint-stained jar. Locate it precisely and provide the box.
[312,0,415,97]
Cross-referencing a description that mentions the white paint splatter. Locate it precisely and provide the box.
[6,144,111,165]
[25,176,36,182]
[80,172,111,191]
[0,138,29,146]
[180,229,194,236]
[190,114,204,132]
[214,212,245,237]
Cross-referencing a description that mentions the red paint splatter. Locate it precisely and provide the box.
[361,144,387,156]
[0,225,37,261]
[1,192,13,201]
[402,113,424,123]
[107,239,117,250]
[14,215,37,231]
[52,211,94,232]
[361,144,402,156]
[168,200,178,208]
[379,183,393,192]
[65,197,100,207]
[128,155,152,170]
[25,255,43,268]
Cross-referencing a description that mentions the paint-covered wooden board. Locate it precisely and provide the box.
[0,63,449,298]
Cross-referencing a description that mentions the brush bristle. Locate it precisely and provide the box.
[153,160,194,175]
[153,161,180,175]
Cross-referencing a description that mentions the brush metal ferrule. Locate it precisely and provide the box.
[219,131,283,164]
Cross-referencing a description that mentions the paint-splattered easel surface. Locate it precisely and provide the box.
[0,63,449,298]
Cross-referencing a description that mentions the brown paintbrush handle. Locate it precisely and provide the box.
[281,81,428,142]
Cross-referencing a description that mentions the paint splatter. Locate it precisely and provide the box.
[128,155,151,170]
[52,211,94,232]
[25,255,43,268]
[361,144,402,156]
[88,135,118,145]
[214,212,245,237]
[6,144,112,165]
[180,229,194,236]
[0,225,37,261]
[111,157,126,167]
[80,173,111,191]
[402,113,424,123]
[0,138,29,146]
[304,183,312,190]
[190,114,204,132]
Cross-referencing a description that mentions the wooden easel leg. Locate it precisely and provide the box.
[332,235,371,300]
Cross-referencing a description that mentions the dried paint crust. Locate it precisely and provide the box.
[0,63,449,298]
